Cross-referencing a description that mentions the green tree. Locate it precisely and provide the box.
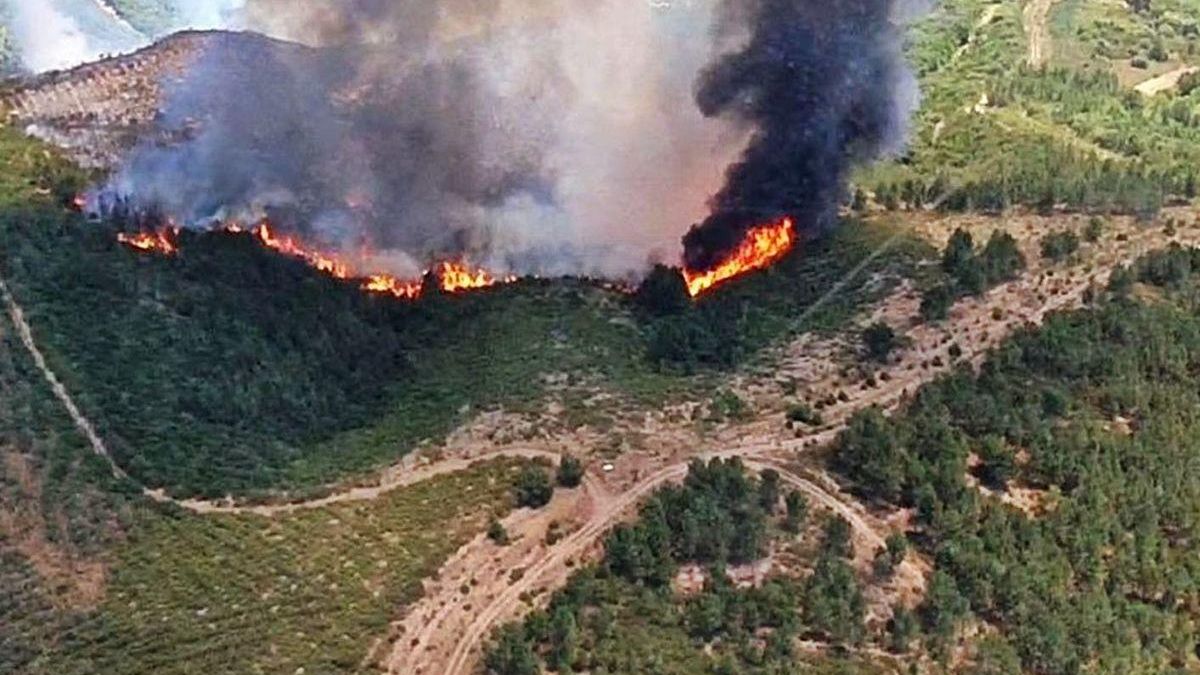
[979,231,1025,284]
[943,228,976,276]
[920,284,954,322]
[783,490,808,533]
[556,456,584,489]
[635,264,690,316]
[759,469,780,513]
[889,605,919,653]
[863,322,901,362]
[548,604,579,672]
[804,554,865,644]
[488,517,510,545]
[514,466,554,509]
[484,625,539,675]
[1041,230,1080,262]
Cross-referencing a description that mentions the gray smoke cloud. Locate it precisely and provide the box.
[110,0,744,279]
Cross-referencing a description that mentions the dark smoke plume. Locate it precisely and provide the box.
[682,0,920,271]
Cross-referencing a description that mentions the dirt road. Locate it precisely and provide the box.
[1135,65,1198,96]
[1024,0,1055,67]
[392,213,1198,674]
[8,209,1197,673]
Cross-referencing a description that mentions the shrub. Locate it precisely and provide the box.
[635,264,690,316]
[863,322,900,362]
[556,456,584,488]
[920,284,954,322]
[488,517,510,545]
[514,467,554,509]
[1041,230,1080,262]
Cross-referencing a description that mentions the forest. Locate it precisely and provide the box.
[484,458,885,675]
[833,244,1200,673]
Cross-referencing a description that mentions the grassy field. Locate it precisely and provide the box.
[27,459,525,675]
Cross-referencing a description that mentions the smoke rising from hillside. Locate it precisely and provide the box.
[682,0,922,270]
[111,1,742,278]
[105,0,921,278]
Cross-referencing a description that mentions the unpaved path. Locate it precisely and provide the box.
[174,448,562,516]
[0,277,126,483]
[1025,0,1055,67]
[1136,65,1198,96]
[395,213,1200,674]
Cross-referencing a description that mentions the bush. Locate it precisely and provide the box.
[920,284,954,322]
[786,403,823,427]
[863,322,900,362]
[514,467,554,509]
[1041,230,1080,262]
[488,517,510,545]
[556,455,584,489]
[635,264,690,316]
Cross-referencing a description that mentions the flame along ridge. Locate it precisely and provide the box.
[682,217,796,297]
[115,222,514,299]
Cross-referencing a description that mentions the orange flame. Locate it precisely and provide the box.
[682,217,796,297]
[363,274,424,299]
[115,221,518,301]
[254,223,351,279]
[436,262,516,293]
[118,230,178,255]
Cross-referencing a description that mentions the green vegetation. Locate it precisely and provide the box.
[486,459,887,674]
[0,122,936,499]
[0,303,137,675]
[513,465,554,509]
[862,321,901,362]
[108,0,182,36]
[922,227,1026,322]
[32,459,524,675]
[832,245,1200,671]
[861,0,1200,216]
[556,455,584,489]
[1041,228,1082,261]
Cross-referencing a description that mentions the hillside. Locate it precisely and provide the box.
[3,1,1200,674]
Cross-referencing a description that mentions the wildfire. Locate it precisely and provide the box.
[682,217,796,297]
[363,274,423,299]
[255,223,351,279]
[117,229,178,255]
[437,262,516,293]
[115,221,517,301]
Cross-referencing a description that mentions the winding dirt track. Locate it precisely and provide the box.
[5,212,1195,673]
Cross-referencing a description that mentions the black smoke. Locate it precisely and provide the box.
[682,0,919,271]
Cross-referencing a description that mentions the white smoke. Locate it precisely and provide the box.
[7,0,110,72]
[173,0,246,31]
[4,0,250,72]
